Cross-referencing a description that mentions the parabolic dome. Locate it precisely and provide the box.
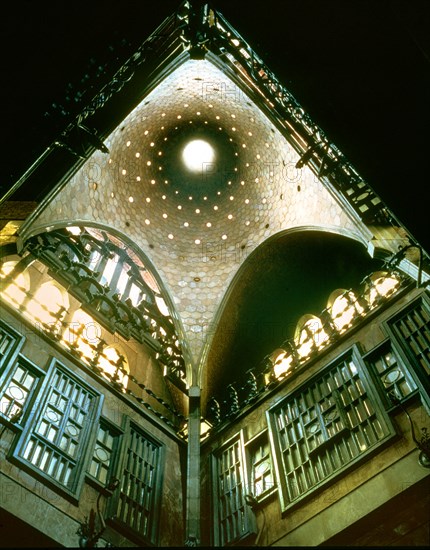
[22,38,380,389]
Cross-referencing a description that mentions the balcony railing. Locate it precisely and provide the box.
[206,269,408,430]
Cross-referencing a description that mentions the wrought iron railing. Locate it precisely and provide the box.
[22,228,187,389]
[205,269,409,429]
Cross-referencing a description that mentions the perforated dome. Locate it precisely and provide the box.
[104,59,307,252]
[26,57,362,372]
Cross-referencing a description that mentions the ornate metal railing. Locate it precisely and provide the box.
[0,264,186,432]
[23,228,187,388]
[205,269,410,429]
[199,8,391,226]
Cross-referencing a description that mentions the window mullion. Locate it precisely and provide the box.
[121,273,133,303]
[267,348,395,510]
[55,385,72,448]
[108,259,123,296]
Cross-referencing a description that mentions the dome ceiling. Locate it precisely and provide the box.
[105,58,303,252]
[25,56,366,379]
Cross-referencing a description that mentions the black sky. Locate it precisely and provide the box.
[1,0,429,251]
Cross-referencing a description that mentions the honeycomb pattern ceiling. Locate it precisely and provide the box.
[27,57,365,376]
[106,59,299,252]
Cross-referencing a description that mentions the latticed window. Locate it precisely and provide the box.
[0,322,22,366]
[88,420,121,485]
[365,344,417,406]
[390,299,430,376]
[108,423,163,545]
[12,363,101,497]
[386,297,430,411]
[0,357,42,423]
[246,431,275,499]
[267,348,395,510]
[212,432,256,546]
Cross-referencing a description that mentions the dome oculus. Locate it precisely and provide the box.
[182,139,215,173]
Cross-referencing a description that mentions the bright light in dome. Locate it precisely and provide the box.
[182,140,215,172]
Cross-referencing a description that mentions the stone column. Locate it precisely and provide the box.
[185,385,201,546]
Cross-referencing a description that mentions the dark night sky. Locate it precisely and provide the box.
[0,0,429,251]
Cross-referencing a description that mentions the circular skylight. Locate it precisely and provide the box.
[182,139,215,173]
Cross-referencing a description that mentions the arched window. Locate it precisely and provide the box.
[328,289,364,334]
[0,260,30,307]
[62,310,129,389]
[294,315,329,361]
[98,346,129,389]
[365,271,400,309]
[26,282,68,328]
[269,348,294,380]
[63,309,103,364]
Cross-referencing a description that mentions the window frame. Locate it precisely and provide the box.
[383,294,430,412]
[106,417,165,546]
[211,430,257,547]
[0,320,24,369]
[362,339,419,411]
[266,345,397,513]
[9,359,103,502]
[0,354,45,429]
[86,416,124,491]
[244,429,277,504]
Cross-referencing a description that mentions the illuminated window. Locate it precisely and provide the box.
[268,348,294,380]
[212,432,256,546]
[98,347,129,389]
[101,254,119,286]
[63,309,102,364]
[0,321,22,367]
[365,344,417,407]
[12,362,101,498]
[294,315,329,361]
[386,298,430,409]
[267,348,395,511]
[128,282,144,306]
[26,282,68,329]
[366,271,400,309]
[23,229,187,384]
[155,296,170,317]
[62,311,129,389]
[182,139,215,172]
[246,431,275,500]
[328,289,364,334]
[0,260,29,307]
[390,299,430,375]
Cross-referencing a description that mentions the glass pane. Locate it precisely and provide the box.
[271,355,390,507]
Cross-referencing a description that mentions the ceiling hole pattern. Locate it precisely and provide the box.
[31,59,360,364]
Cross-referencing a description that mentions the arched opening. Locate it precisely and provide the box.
[98,346,130,389]
[294,314,330,361]
[21,224,189,388]
[63,310,129,389]
[64,308,103,363]
[26,282,68,328]
[365,271,401,309]
[328,289,364,334]
[0,260,30,307]
[268,348,294,381]
[203,230,383,410]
